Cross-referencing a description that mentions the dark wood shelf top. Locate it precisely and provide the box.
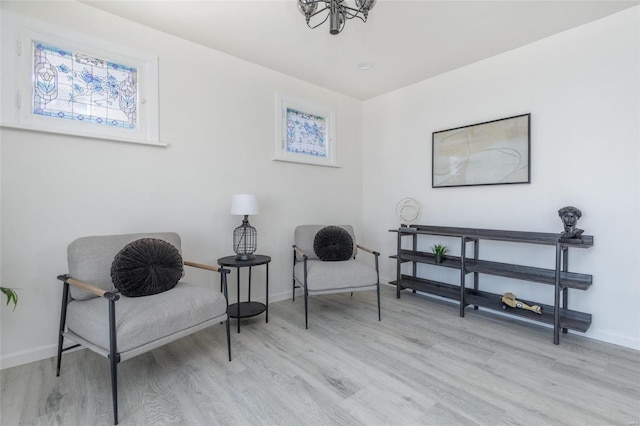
[390,225,593,247]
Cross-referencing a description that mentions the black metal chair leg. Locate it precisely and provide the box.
[56,341,63,377]
[304,291,309,329]
[109,354,119,425]
[56,281,70,377]
[377,284,381,321]
[226,317,232,361]
[292,248,297,302]
[375,252,381,321]
[108,300,119,425]
[292,278,296,301]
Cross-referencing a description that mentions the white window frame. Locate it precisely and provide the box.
[1,10,162,146]
[274,93,338,167]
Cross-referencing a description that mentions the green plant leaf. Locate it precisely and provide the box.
[1,287,18,311]
[431,243,448,256]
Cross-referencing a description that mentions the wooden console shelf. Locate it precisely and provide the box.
[390,225,594,344]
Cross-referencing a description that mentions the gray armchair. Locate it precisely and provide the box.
[56,232,230,425]
[292,225,381,328]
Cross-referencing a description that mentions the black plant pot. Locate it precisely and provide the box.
[435,254,443,264]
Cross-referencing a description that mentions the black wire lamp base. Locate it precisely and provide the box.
[233,215,257,260]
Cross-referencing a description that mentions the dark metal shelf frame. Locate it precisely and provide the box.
[390,225,594,344]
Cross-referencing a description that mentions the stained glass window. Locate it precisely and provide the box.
[285,108,327,158]
[274,94,336,167]
[32,41,138,130]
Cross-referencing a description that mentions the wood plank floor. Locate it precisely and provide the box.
[2,285,639,425]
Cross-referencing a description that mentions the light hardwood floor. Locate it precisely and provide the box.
[2,285,639,425]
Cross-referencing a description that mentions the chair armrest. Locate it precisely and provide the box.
[57,274,120,301]
[293,245,308,259]
[184,260,230,274]
[184,261,230,301]
[356,244,380,257]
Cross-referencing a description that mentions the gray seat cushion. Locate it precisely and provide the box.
[294,259,377,295]
[66,280,227,356]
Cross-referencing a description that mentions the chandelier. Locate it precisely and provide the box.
[297,0,377,35]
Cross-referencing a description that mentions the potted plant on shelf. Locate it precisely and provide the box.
[1,287,18,311]
[432,244,448,264]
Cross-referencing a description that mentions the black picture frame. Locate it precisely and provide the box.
[432,113,531,188]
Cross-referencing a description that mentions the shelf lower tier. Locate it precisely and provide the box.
[391,250,592,290]
[392,275,461,299]
[466,259,592,290]
[391,250,461,269]
[393,275,592,333]
[228,301,267,319]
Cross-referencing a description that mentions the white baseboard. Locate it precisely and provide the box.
[584,330,640,351]
[0,289,298,370]
[1,343,58,370]
[3,283,637,370]
[387,280,640,352]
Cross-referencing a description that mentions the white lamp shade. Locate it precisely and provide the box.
[230,194,259,215]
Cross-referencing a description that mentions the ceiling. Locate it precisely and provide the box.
[82,0,639,100]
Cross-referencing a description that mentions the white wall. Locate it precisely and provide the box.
[363,7,640,349]
[2,3,639,370]
[0,2,364,368]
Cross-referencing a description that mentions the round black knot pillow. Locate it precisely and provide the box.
[313,226,353,261]
[111,238,184,297]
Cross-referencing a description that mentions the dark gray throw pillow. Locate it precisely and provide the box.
[313,226,353,261]
[111,238,183,297]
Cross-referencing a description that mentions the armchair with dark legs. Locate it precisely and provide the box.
[56,232,231,425]
[292,225,381,329]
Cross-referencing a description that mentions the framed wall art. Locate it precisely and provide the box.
[432,113,530,188]
[274,93,337,167]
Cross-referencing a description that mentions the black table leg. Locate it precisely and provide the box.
[266,262,269,323]
[248,266,252,302]
[217,255,271,333]
[236,267,241,333]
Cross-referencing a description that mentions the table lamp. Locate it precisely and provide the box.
[230,194,258,260]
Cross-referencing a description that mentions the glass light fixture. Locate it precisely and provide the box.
[297,0,377,35]
[230,194,259,260]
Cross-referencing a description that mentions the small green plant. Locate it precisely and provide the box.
[432,243,448,257]
[1,287,18,311]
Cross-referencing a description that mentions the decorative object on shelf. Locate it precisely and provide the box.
[0,287,18,310]
[558,206,584,243]
[395,198,421,226]
[431,243,448,264]
[501,292,542,314]
[297,0,376,35]
[231,194,259,260]
[432,114,531,188]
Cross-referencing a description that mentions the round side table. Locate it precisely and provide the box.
[217,255,270,333]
